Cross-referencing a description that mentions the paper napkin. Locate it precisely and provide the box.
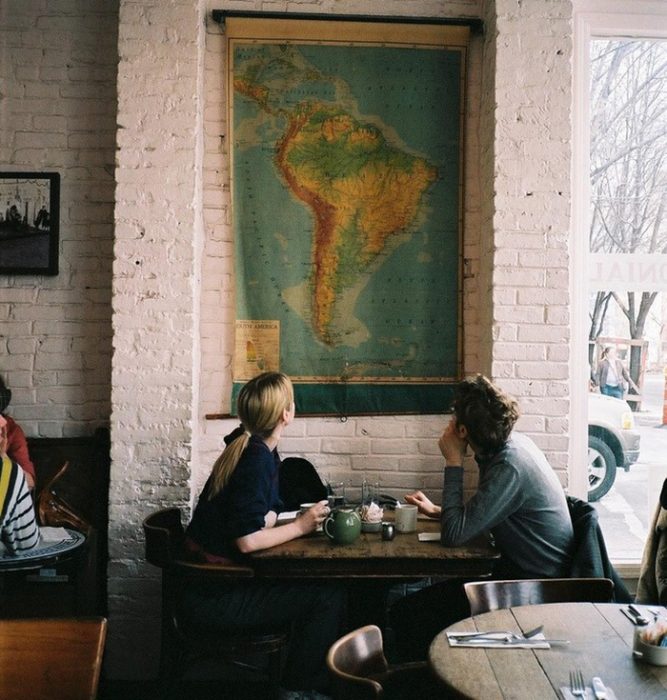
[446,631,551,649]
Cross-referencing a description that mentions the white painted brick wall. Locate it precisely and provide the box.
[491,1,572,471]
[198,1,488,509]
[0,0,115,436]
[2,0,576,681]
[110,0,204,678]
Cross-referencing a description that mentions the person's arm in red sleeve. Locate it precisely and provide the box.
[5,416,36,489]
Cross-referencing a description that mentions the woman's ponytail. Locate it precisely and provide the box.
[208,431,250,499]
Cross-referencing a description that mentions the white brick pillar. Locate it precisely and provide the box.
[109,0,204,677]
[489,0,573,479]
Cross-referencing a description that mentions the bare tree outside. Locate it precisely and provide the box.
[588,38,667,562]
[588,40,667,382]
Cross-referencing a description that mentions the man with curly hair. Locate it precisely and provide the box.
[389,375,574,661]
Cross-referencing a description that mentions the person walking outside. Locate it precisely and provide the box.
[597,346,638,399]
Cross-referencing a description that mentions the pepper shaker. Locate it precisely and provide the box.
[381,522,395,541]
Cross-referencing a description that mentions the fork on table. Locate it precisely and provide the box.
[570,669,586,698]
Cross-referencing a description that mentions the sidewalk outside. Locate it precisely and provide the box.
[595,371,667,561]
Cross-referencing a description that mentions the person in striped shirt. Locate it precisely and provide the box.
[0,375,36,489]
[0,415,39,554]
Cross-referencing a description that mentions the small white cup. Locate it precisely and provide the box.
[299,502,316,516]
[394,504,418,533]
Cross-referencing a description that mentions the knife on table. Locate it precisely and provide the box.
[455,637,570,646]
[628,604,650,625]
[592,676,608,699]
[622,606,649,625]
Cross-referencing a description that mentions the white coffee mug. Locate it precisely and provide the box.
[394,504,418,533]
[299,502,316,516]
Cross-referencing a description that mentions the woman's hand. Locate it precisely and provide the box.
[237,500,331,553]
[295,499,330,536]
[405,490,441,519]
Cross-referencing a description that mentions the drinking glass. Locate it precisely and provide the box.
[328,480,346,508]
[361,479,379,506]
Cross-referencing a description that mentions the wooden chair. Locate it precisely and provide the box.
[143,507,288,697]
[326,624,435,700]
[463,577,615,616]
[0,617,107,700]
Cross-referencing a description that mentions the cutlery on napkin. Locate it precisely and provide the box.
[446,631,556,649]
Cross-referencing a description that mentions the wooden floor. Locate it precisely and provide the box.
[98,679,275,700]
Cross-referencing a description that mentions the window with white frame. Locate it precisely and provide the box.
[573,1,667,564]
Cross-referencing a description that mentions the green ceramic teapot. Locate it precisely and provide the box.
[323,507,361,545]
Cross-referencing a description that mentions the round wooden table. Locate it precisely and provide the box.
[429,603,667,699]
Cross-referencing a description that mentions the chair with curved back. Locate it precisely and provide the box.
[326,624,436,700]
[143,507,288,698]
[463,577,615,616]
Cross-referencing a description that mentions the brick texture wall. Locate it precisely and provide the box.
[1,0,575,680]
[197,0,488,504]
[111,0,205,675]
[490,0,572,479]
[0,0,117,437]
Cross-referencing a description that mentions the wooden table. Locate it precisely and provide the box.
[0,528,86,572]
[250,516,499,578]
[429,603,667,699]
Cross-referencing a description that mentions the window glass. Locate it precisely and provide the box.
[587,39,667,561]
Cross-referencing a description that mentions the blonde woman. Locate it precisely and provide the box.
[184,372,344,700]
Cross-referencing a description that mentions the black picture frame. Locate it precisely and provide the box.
[0,172,60,275]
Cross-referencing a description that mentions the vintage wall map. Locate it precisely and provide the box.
[227,19,468,414]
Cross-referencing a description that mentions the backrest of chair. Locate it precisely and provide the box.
[143,507,256,580]
[326,625,388,700]
[143,507,185,568]
[38,461,93,535]
[464,578,615,616]
[0,617,107,700]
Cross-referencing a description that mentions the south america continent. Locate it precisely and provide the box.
[235,50,438,348]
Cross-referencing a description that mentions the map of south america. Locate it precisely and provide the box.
[275,103,437,346]
[232,42,461,382]
[235,53,438,347]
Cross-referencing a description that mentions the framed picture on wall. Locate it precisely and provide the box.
[0,172,60,275]
[222,14,469,415]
